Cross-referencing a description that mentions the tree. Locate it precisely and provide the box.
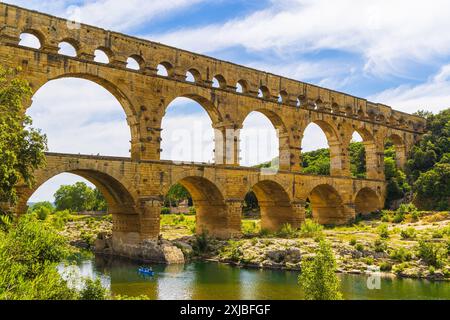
[298,239,342,300]
[0,66,47,211]
[164,183,191,207]
[414,163,450,210]
[54,182,107,213]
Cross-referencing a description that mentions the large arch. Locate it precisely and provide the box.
[161,96,218,163]
[385,133,407,169]
[16,164,140,245]
[239,108,290,170]
[28,77,132,157]
[170,176,230,238]
[301,120,342,176]
[308,184,346,225]
[249,180,296,231]
[348,127,379,179]
[354,187,382,215]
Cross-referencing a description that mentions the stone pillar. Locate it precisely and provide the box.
[394,144,407,170]
[225,199,243,238]
[343,203,357,223]
[128,114,162,161]
[330,141,350,176]
[291,201,306,228]
[366,142,385,180]
[112,213,141,254]
[278,132,295,171]
[138,198,162,241]
[213,123,240,166]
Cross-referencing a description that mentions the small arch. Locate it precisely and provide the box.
[236,79,248,94]
[297,95,306,108]
[355,187,381,215]
[126,55,143,70]
[58,41,77,57]
[258,86,270,99]
[19,32,42,49]
[172,176,230,238]
[157,62,173,77]
[212,74,227,89]
[249,180,295,231]
[278,90,288,104]
[94,48,111,64]
[186,68,201,83]
[309,184,346,225]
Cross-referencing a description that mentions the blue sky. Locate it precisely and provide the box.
[6,0,450,202]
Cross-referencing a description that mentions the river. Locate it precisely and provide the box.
[61,253,450,300]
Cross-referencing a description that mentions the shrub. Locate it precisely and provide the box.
[379,262,392,271]
[378,223,390,239]
[417,240,444,267]
[390,247,413,262]
[242,221,259,236]
[380,211,391,222]
[393,263,407,274]
[400,227,416,239]
[193,231,210,254]
[428,266,435,275]
[349,238,357,246]
[299,219,323,238]
[298,239,342,300]
[278,223,296,238]
[432,229,444,239]
[355,243,364,252]
[79,278,108,300]
[35,206,51,221]
[373,238,388,253]
[188,207,196,215]
[160,207,171,215]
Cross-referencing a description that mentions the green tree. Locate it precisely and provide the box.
[0,66,47,210]
[54,182,96,212]
[349,142,366,178]
[92,188,107,212]
[164,183,192,207]
[298,239,342,300]
[414,163,450,210]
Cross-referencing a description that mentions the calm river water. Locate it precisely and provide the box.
[62,254,450,300]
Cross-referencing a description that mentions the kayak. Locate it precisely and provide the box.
[138,267,154,276]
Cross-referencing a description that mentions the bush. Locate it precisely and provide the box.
[355,243,364,252]
[390,248,413,262]
[400,227,416,239]
[432,229,444,239]
[379,262,392,271]
[417,240,444,267]
[299,219,323,238]
[35,206,51,221]
[277,223,297,238]
[373,238,388,253]
[349,238,357,246]
[193,231,210,254]
[378,223,390,239]
[79,278,108,300]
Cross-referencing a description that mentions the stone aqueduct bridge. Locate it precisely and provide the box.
[1,4,425,252]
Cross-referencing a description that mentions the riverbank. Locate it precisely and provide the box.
[60,211,450,282]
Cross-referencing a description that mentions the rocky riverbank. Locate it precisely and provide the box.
[60,212,450,281]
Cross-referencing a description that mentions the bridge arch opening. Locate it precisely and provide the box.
[212,75,227,89]
[126,56,142,70]
[309,184,346,225]
[94,48,110,64]
[355,187,381,215]
[172,176,229,238]
[239,111,281,167]
[385,133,406,169]
[236,80,248,94]
[248,180,295,232]
[301,122,333,175]
[161,97,215,163]
[157,62,172,77]
[27,77,131,157]
[258,86,270,99]
[186,69,201,83]
[349,131,367,178]
[20,169,139,245]
[58,41,77,57]
[19,32,41,49]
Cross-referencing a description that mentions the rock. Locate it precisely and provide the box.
[285,248,302,263]
[266,250,286,263]
[140,240,185,264]
[161,243,185,264]
[174,241,194,258]
[94,238,106,252]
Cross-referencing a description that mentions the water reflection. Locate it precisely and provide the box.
[62,254,450,300]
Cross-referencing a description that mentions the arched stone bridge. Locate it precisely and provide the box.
[1,4,425,254]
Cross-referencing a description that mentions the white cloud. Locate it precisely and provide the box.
[4,0,206,32]
[151,0,450,77]
[369,65,450,114]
